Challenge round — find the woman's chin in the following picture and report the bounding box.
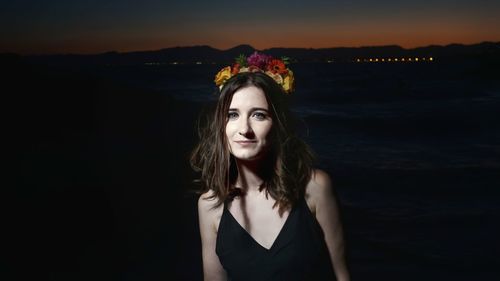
[233,154,258,161]
[232,151,263,162]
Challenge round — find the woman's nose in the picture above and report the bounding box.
[238,119,254,137]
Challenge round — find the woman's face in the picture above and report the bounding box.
[225,86,273,161]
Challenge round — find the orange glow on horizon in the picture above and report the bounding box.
[3,28,499,55]
[2,0,500,55]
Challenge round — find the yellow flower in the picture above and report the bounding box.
[265,71,283,85]
[214,66,232,86]
[282,70,294,93]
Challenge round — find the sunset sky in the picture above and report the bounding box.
[1,0,499,54]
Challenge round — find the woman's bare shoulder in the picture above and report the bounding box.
[305,169,335,212]
[306,169,334,195]
[198,190,224,230]
[198,189,222,211]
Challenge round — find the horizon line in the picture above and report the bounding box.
[3,40,499,56]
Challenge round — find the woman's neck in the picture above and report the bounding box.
[234,159,265,193]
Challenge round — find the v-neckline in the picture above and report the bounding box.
[225,202,295,252]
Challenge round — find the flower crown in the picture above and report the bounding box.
[214,51,295,94]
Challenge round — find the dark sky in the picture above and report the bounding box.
[1,0,499,54]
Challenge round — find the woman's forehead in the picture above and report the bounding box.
[229,86,268,109]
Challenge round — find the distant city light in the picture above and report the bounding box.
[353,57,434,63]
[160,56,436,65]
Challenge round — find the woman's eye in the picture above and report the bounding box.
[227,112,238,119]
[253,112,266,120]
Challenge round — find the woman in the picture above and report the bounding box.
[191,52,350,281]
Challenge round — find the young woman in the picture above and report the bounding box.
[191,53,350,281]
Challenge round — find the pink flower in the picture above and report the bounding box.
[247,51,271,69]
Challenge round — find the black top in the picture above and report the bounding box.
[216,197,336,281]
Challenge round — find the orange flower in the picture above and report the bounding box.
[267,59,288,75]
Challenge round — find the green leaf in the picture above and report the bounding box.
[235,54,247,67]
[281,56,291,65]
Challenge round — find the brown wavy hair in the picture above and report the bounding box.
[190,71,315,215]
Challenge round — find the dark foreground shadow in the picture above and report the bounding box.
[6,55,203,280]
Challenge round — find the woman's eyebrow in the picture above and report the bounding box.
[228,107,269,112]
[250,107,269,112]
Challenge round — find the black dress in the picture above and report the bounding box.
[216,197,336,281]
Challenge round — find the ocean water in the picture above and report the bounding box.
[88,61,500,279]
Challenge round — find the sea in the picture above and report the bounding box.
[16,58,499,280]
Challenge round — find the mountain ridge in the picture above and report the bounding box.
[17,41,500,65]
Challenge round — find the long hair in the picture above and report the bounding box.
[190,72,315,215]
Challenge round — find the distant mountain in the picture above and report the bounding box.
[22,41,500,66]
[224,44,256,56]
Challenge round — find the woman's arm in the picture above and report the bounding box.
[198,192,227,281]
[308,169,350,281]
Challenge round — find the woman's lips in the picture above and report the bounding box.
[235,140,256,146]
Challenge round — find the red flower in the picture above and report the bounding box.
[232,63,240,75]
[267,59,288,75]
